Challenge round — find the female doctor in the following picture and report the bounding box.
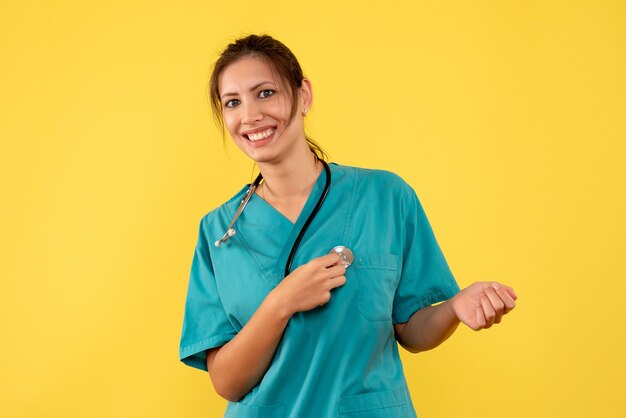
[179,34,517,418]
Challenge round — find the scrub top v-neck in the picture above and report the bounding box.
[243,164,329,279]
[179,163,460,418]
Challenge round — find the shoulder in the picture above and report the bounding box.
[197,184,250,235]
[331,163,420,221]
[331,163,414,195]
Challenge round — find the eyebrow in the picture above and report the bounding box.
[221,81,276,99]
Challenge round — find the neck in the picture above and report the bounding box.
[257,148,322,200]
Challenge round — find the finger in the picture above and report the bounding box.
[506,286,518,301]
[471,305,486,331]
[496,283,518,300]
[315,252,342,268]
[480,295,496,328]
[324,263,346,278]
[322,291,331,304]
[493,284,516,314]
[328,275,347,289]
[484,286,504,324]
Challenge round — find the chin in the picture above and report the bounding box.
[249,152,282,165]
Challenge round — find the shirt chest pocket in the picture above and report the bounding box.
[224,402,285,418]
[353,254,401,322]
[339,388,408,417]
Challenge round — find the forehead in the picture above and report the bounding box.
[219,56,281,94]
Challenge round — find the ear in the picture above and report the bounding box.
[299,78,313,113]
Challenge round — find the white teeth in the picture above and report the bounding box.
[247,128,275,141]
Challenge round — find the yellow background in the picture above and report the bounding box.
[1,1,624,417]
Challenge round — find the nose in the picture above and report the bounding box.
[241,100,262,125]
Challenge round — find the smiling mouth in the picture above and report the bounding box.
[245,128,276,142]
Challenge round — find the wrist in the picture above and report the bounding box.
[266,288,293,321]
[443,297,461,325]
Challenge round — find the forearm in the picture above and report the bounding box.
[208,289,291,402]
[396,299,460,353]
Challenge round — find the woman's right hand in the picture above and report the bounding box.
[206,253,345,402]
[272,253,347,316]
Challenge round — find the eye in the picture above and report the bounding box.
[224,99,240,108]
[258,89,275,99]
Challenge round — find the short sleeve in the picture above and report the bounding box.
[179,215,238,371]
[392,186,460,324]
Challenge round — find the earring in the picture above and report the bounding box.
[302,109,308,117]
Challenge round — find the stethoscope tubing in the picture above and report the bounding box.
[284,159,331,276]
[215,158,332,279]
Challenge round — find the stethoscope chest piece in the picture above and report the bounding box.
[329,246,354,268]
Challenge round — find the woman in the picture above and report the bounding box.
[179,34,517,418]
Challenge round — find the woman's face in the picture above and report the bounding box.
[219,56,310,165]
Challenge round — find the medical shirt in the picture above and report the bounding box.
[179,163,460,418]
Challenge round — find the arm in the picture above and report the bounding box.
[394,299,459,353]
[206,254,346,402]
[394,281,517,353]
[206,291,290,402]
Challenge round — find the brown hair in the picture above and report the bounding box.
[209,34,328,161]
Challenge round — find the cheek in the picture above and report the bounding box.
[279,96,294,118]
[270,101,293,125]
[222,112,239,137]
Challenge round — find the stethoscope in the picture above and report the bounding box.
[214,158,354,277]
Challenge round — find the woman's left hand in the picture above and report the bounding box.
[450,282,517,331]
